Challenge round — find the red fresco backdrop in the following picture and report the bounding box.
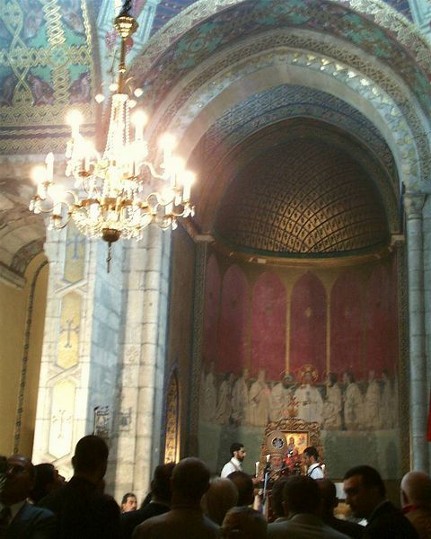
[251,272,286,380]
[202,252,398,383]
[289,272,326,380]
[330,270,364,376]
[217,264,250,373]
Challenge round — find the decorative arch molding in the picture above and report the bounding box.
[129,2,431,201]
[132,0,430,77]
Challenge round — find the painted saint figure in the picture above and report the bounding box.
[364,370,381,430]
[231,368,250,426]
[215,372,234,425]
[248,369,270,426]
[322,372,342,430]
[269,373,295,422]
[343,371,363,430]
[294,368,323,424]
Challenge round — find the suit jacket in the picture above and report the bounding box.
[121,502,169,539]
[324,515,365,539]
[38,476,121,539]
[268,512,350,538]
[364,500,419,539]
[4,501,56,539]
[132,506,220,539]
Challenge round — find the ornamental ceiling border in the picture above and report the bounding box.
[151,34,429,188]
[132,0,430,76]
[188,85,396,181]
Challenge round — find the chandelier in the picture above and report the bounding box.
[29,1,195,271]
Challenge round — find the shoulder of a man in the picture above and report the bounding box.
[17,501,56,524]
[220,460,234,477]
[268,519,290,538]
[366,501,419,538]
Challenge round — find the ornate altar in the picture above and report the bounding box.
[258,417,321,475]
[256,417,322,521]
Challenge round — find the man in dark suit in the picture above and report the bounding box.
[343,465,419,539]
[121,462,175,539]
[0,454,56,538]
[39,435,120,538]
[267,475,349,538]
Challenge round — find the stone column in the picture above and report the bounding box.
[404,192,428,471]
[112,226,171,502]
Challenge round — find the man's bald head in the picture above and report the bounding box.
[401,471,431,508]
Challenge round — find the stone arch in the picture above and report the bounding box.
[129,0,431,213]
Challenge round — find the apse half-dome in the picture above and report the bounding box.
[214,138,390,257]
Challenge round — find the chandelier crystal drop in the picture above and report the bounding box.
[29,1,195,271]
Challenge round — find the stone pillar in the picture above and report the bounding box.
[404,192,428,471]
[32,223,125,482]
[112,226,171,502]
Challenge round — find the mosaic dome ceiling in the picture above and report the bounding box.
[214,129,390,258]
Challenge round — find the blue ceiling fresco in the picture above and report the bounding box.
[150,0,413,30]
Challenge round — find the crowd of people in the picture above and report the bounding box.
[0,436,430,538]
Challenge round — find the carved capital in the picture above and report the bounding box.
[404,192,425,219]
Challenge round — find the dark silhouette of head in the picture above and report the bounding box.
[222,506,267,538]
[72,435,109,483]
[151,462,176,504]
[227,471,254,506]
[283,475,321,516]
[30,462,65,503]
[316,478,338,517]
[201,476,238,525]
[171,457,211,505]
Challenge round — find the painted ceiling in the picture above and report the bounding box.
[0,0,429,270]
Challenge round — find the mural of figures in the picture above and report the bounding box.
[364,370,381,430]
[322,372,342,430]
[343,371,363,430]
[294,365,323,424]
[248,368,270,426]
[231,367,249,426]
[215,372,234,425]
[199,254,401,479]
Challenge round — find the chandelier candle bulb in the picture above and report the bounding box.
[45,152,54,182]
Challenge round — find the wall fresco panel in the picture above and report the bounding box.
[251,271,286,380]
[218,265,249,373]
[289,272,326,380]
[330,271,364,377]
